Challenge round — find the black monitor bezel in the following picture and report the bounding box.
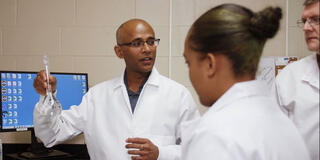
[0,70,89,132]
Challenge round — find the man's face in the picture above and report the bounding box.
[117,22,157,74]
[302,2,320,53]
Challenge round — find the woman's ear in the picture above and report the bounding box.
[205,53,216,78]
[114,45,124,59]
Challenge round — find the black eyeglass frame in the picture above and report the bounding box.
[297,17,320,28]
[117,38,160,47]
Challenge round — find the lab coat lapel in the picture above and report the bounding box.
[131,68,160,114]
[113,70,134,116]
[114,68,161,116]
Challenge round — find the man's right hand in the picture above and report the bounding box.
[33,70,57,96]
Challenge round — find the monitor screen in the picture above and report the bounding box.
[0,71,88,132]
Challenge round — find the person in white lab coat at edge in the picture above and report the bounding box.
[181,4,311,160]
[273,0,320,160]
[32,19,200,160]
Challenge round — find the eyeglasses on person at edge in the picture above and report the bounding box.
[297,17,320,28]
[117,38,160,48]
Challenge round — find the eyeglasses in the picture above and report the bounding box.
[117,38,160,48]
[297,17,320,28]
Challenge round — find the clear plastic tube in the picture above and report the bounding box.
[43,55,54,106]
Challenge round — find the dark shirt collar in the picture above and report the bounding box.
[124,71,149,95]
[112,67,160,91]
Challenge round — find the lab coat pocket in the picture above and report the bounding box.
[149,135,176,147]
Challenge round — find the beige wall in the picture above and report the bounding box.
[0,0,312,144]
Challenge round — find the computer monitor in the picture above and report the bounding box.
[0,71,88,158]
[1,71,88,132]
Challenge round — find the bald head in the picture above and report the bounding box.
[116,19,155,44]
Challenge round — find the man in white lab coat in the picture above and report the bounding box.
[274,0,319,159]
[33,19,199,160]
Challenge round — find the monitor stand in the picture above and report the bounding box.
[18,129,71,159]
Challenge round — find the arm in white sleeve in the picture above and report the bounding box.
[33,91,88,147]
[271,80,289,116]
[157,90,200,160]
[272,76,294,118]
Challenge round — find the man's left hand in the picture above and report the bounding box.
[125,137,159,160]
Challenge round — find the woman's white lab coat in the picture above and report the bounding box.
[34,68,200,160]
[182,80,310,160]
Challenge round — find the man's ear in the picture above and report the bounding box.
[205,53,216,78]
[114,45,124,59]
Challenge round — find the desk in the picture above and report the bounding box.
[6,153,73,160]
[3,144,90,160]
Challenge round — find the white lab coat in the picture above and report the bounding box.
[34,68,200,160]
[182,80,310,160]
[274,54,319,160]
